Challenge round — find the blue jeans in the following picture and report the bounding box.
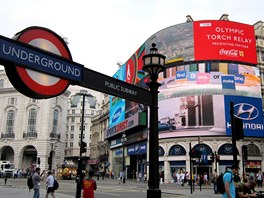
[213,181,217,193]
[33,189,40,198]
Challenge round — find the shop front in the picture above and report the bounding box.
[127,141,147,180]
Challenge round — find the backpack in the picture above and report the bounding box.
[217,172,232,194]
[53,179,59,190]
[27,176,33,190]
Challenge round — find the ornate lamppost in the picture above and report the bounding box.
[142,43,165,198]
[121,133,127,183]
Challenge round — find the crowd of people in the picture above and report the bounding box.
[169,166,263,198]
[217,164,263,198]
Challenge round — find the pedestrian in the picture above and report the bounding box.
[212,169,218,194]
[256,170,263,188]
[118,171,124,184]
[236,180,257,198]
[82,170,97,198]
[4,175,7,185]
[45,171,55,198]
[222,164,240,198]
[111,171,115,179]
[32,168,45,198]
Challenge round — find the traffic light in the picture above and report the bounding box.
[242,145,248,161]
[190,148,201,158]
[210,152,215,162]
[216,155,220,162]
[81,141,87,154]
[234,117,244,140]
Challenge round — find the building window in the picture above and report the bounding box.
[0,79,4,88]
[27,108,37,133]
[79,126,85,131]
[31,98,37,103]
[261,51,264,62]
[79,133,85,139]
[71,126,74,131]
[70,134,74,139]
[72,110,75,114]
[80,117,85,123]
[70,142,73,147]
[71,117,75,122]
[6,110,15,134]
[8,97,17,105]
[52,110,59,133]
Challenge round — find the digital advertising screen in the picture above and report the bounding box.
[108,20,263,138]
[193,20,257,65]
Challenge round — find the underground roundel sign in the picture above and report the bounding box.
[5,26,72,99]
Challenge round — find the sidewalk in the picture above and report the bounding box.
[0,184,74,198]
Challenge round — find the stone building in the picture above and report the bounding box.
[0,69,69,172]
[90,93,110,174]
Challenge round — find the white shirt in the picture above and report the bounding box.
[46,174,54,188]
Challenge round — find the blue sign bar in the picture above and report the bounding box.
[0,35,83,82]
[127,141,147,155]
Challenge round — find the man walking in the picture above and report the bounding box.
[32,168,45,198]
[222,164,239,198]
[212,169,218,194]
[45,171,55,198]
[82,171,97,198]
[256,170,263,188]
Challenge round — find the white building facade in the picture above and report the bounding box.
[0,70,69,172]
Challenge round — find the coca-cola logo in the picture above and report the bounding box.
[219,48,239,57]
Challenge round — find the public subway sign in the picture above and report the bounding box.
[0,27,83,98]
[0,27,153,106]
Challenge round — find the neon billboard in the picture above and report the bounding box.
[108,20,263,138]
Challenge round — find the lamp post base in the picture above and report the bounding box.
[147,188,161,198]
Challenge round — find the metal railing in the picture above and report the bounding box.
[1,133,15,139]
[23,131,37,138]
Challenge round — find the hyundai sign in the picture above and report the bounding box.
[224,96,264,137]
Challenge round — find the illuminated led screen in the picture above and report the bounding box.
[108,20,263,138]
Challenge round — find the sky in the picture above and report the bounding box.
[0,0,263,77]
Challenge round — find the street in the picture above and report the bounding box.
[0,177,226,198]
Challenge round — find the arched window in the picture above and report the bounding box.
[247,143,261,156]
[218,143,234,155]
[158,146,165,156]
[6,110,15,134]
[27,108,37,133]
[52,110,59,133]
[169,145,186,156]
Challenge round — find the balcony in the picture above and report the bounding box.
[1,133,15,139]
[23,131,37,138]
[50,132,61,140]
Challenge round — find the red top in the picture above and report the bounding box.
[82,178,97,198]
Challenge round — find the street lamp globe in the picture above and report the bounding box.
[142,43,166,82]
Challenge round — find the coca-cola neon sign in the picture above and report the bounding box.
[194,20,257,65]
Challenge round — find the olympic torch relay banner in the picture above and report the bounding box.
[193,20,257,64]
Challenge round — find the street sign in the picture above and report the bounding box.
[80,68,153,106]
[1,27,83,98]
[0,27,154,106]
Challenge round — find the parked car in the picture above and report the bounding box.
[158,123,176,132]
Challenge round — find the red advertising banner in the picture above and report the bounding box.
[193,20,257,64]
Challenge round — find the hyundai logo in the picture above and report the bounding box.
[234,103,259,120]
